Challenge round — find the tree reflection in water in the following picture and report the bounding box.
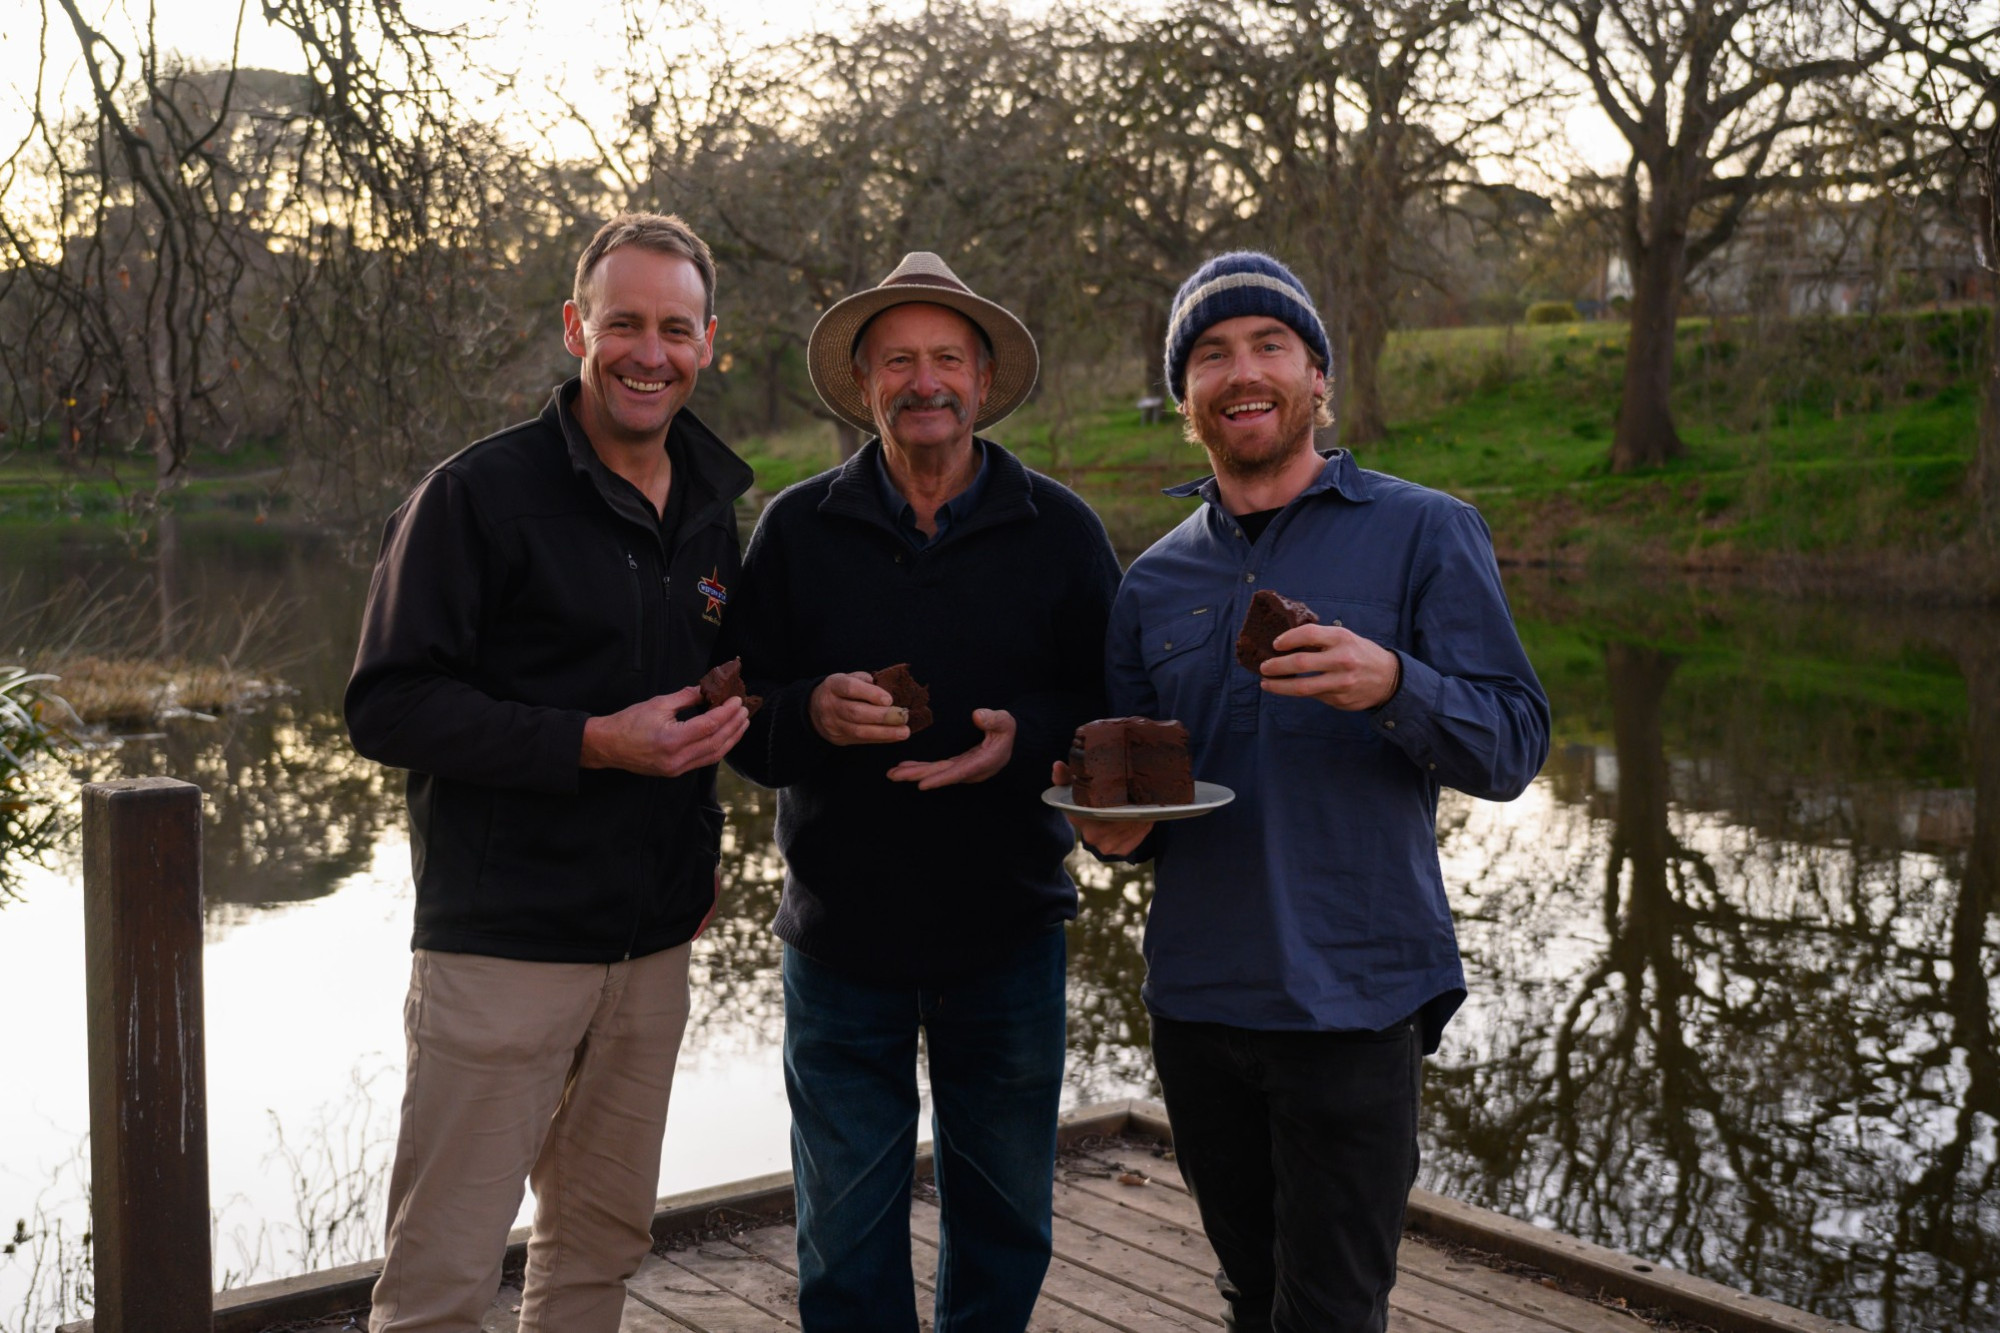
[1429,591,2000,1333]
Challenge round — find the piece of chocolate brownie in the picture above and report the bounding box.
[1066,716,1194,807]
[1235,589,1320,671]
[872,663,933,733]
[1068,719,1131,807]
[699,657,763,718]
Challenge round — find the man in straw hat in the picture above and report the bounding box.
[1062,251,1549,1332]
[722,252,1120,1330]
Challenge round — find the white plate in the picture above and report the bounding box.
[1041,781,1235,822]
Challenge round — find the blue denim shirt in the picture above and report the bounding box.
[875,441,990,550]
[1106,450,1549,1051]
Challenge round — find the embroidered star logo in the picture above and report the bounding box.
[696,566,729,624]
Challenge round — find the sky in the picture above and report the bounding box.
[0,0,1630,201]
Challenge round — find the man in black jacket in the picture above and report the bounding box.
[724,253,1120,1332]
[345,213,752,1333]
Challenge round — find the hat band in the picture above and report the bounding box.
[882,272,972,292]
[1167,271,1325,346]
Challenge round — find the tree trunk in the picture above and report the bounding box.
[1974,140,2000,551]
[835,420,863,460]
[1605,641,1680,935]
[1318,270,1348,454]
[763,344,785,434]
[1952,628,1997,1072]
[1344,295,1390,447]
[1612,242,1689,473]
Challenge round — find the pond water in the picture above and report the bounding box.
[0,518,1994,1333]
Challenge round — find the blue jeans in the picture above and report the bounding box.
[783,927,1067,1333]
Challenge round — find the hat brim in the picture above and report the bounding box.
[807,283,1039,434]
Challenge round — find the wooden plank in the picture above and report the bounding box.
[734,1215,1122,1333]
[1052,1177,1219,1274]
[1043,1210,1226,1325]
[1060,1152,1620,1333]
[650,1241,803,1329]
[726,1222,939,1332]
[618,1294,680,1331]
[82,777,210,1333]
[1398,1241,1653,1333]
[625,1254,796,1333]
[481,1280,522,1332]
[1404,1190,1867,1333]
[909,1196,1214,1332]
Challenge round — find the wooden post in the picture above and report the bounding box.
[83,777,211,1333]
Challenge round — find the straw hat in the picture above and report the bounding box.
[807,252,1039,434]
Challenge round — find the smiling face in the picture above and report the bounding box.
[562,246,715,453]
[1180,315,1326,481]
[852,303,993,457]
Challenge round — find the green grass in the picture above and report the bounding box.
[0,440,289,523]
[888,309,1981,565]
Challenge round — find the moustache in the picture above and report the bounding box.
[889,390,967,423]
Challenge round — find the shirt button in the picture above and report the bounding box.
[1428,762,1437,770]
[1244,571,1256,583]
[1163,641,1173,650]
[1384,720,1396,730]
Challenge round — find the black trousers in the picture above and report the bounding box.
[1149,1012,1423,1333]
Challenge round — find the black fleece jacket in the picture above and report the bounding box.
[346,381,753,962]
[723,439,1120,986]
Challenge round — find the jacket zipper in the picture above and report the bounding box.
[626,550,643,672]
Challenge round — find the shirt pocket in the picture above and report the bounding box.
[1139,603,1222,719]
[1264,596,1404,742]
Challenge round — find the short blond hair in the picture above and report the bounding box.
[573,213,716,323]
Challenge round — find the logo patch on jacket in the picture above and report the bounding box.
[698,567,729,625]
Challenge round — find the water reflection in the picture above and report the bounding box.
[1425,587,1999,1333]
[0,530,1995,1332]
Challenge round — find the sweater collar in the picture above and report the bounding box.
[544,379,754,539]
[821,436,1037,540]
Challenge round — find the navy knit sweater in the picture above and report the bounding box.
[723,439,1120,986]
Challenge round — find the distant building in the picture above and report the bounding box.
[1601,193,1990,318]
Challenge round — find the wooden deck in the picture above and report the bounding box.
[569,1138,1653,1333]
[64,1101,1861,1333]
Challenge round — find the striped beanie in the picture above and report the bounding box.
[1164,252,1332,403]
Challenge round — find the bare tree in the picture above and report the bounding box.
[1499,0,1889,472]
[0,0,554,531]
[1852,0,2000,543]
[1155,0,1522,445]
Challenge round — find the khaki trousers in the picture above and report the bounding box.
[368,945,692,1333]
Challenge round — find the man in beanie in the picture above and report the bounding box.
[1063,251,1549,1332]
[722,253,1119,1331]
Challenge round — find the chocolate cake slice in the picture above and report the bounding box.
[699,657,763,718]
[1236,589,1320,671]
[872,663,933,733]
[1125,718,1195,805]
[1067,717,1194,808]
[1068,719,1131,807]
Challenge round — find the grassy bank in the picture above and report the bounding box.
[0,438,288,523]
[9,310,1986,592]
[736,309,1988,590]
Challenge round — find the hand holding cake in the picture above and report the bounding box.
[1256,624,1402,710]
[808,670,913,746]
[1051,758,1155,856]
